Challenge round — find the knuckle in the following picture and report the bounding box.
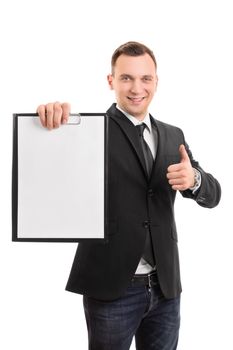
[46,104,54,116]
[46,102,53,109]
[62,102,70,110]
[46,110,53,118]
[37,104,44,113]
[54,102,62,112]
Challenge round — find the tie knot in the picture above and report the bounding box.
[136,123,146,137]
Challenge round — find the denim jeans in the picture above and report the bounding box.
[83,278,180,350]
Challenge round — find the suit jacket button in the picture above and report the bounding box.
[148,189,154,197]
[143,221,149,228]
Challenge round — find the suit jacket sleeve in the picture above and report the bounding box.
[181,142,221,208]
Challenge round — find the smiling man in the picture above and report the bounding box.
[37,41,221,350]
[107,50,158,120]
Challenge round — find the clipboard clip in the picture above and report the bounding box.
[67,114,81,125]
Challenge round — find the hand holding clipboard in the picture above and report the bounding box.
[36,102,71,129]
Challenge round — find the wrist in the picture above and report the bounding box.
[189,168,201,191]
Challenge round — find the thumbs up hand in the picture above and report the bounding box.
[166,144,195,191]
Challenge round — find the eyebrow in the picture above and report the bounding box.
[119,74,154,79]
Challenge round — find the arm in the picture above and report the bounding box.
[181,143,221,208]
[167,143,221,209]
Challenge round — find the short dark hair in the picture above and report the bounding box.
[111,41,157,74]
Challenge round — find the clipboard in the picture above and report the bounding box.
[12,113,109,242]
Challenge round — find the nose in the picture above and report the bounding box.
[130,79,143,94]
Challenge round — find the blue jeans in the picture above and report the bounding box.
[83,278,180,350]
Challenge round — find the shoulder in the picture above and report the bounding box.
[150,115,184,135]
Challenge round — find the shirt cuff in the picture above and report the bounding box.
[189,168,202,193]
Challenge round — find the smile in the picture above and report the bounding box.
[127,97,145,102]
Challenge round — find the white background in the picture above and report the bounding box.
[0,0,232,349]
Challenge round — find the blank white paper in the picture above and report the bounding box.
[17,115,105,239]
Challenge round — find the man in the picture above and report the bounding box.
[37,41,221,350]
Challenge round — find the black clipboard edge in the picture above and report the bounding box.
[12,114,18,241]
[13,113,107,117]
[12,113,109,243]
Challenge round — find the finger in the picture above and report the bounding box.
[53,102,63,128]
[45,103,55,130]
[61,102,71,124]
[171,184,188,191]
[179,144,189,163]
[167,171,181,180]
[168,178,184,186]
[36,104,46,127]
[167,163,183,173]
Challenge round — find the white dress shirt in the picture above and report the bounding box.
[116,105,156,274]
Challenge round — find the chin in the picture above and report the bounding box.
[129,106,145,116]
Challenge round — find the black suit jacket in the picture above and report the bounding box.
[66,104,221,301]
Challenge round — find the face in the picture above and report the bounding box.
[107,53,158,120]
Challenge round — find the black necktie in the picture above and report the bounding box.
[135,123,155,267]
[136,123,154,176]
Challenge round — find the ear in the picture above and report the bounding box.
[107,74,114,90]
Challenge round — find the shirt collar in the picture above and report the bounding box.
[116,104,152,132]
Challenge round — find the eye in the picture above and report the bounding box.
[120,75,131,81]
[143,76,153,82]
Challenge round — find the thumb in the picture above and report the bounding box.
[179,144,190,163]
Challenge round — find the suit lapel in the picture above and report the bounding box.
[106,104,148,178]
[149,115,159,177]
[149,117,168,187]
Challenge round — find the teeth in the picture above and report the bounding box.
[129,97,144,101]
